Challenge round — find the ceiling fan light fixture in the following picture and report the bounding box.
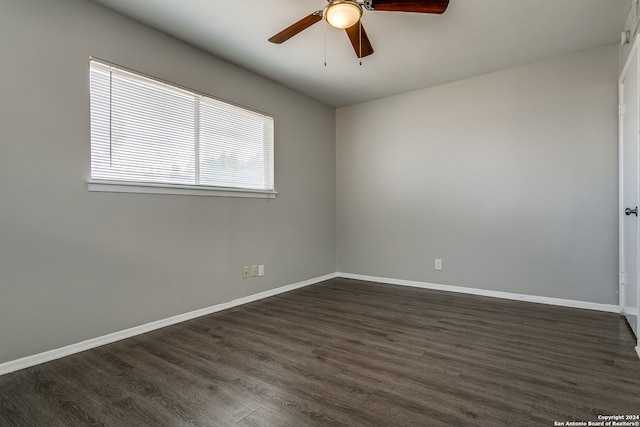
[325,1,362,29]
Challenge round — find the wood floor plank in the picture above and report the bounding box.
[1,278,639,426]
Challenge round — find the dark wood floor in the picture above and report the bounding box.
[1,278,639,426]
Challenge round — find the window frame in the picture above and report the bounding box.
[87,58,277,199]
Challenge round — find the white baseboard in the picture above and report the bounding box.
[0,271,627,376]
[0,273,338,377]
[337,272,621,313]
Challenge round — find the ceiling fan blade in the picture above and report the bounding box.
[368,0,449,14]
[268,12,323,44]
[345,23,374,58]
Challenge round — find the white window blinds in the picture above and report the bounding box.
[89,60,275,192]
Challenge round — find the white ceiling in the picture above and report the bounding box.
[90,0,630,107]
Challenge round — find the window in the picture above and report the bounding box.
[89,59,275,198]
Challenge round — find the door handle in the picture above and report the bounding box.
[625,207,638,216]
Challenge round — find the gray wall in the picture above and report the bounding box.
[337,45,619,304]
[0,0,336,364]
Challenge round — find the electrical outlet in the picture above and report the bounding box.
[435,259,443,271]
[258,265,264,276]
[242,266,249,279]
[251,265,258,277]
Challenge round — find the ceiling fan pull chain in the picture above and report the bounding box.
[324,18,327,66]
[359,20,362,66]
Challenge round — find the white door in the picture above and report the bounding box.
[620,37,640,341]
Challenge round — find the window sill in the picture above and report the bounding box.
[88,180,277,199]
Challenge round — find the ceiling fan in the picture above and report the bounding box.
[268,0,450,59]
